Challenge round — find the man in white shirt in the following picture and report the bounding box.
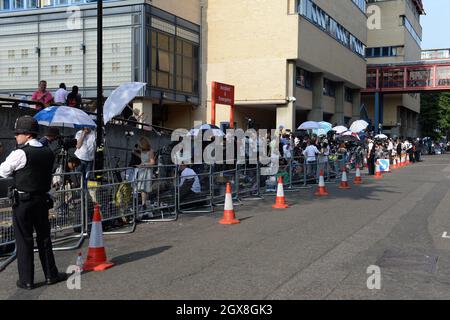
[179,164,201,203]
[303,142,319,177]
[74,127,96,181]
[54,83,68,106]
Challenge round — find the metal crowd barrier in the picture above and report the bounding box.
[0,197,15,272]
[136,164,178,222]
[86,168,137,235]
[289,157,311,190]
[178,164,214,214]
[48,172,85,251]
[236,161,263,200]
[212,164,240,206]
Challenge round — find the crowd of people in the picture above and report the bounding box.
[31,81,82,110]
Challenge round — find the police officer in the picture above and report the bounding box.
[0,116,67,290]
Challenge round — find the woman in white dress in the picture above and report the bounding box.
[136,137,155,210]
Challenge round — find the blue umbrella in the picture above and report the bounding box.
[34,106,97,129]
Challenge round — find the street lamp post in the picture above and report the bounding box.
[95,0,104,171]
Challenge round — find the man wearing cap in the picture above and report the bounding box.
[39,126,60,147]
[0,116,67,290]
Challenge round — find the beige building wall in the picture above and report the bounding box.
[205,0,367,130]
[344,102,353,118]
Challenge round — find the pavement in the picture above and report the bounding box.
[1,154,450,300]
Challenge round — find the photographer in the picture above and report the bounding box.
[74,127,96,182]
[39,127,60,147]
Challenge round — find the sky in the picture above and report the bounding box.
[421,0,450,50]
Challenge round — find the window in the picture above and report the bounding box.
[296,67,312,89]
[65,64,72,74]
[112,43,120,54]
[21,49,28,58]
[51,65,58,75]
[345,87,353,103]
[8,50,14,59]
[51,47,58,56]
[112,62,120,73]
[65,46,72,56]
[8,67,15,76]
[21,67,28,76]
[366,46,403,58]
[352,0,366,12]
[150,29,199,93]
[402,15,421,46]
[1,0,11,10]
[323,78,336,97]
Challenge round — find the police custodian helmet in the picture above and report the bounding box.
[14,116,40,135]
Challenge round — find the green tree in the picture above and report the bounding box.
[419,92,450,139]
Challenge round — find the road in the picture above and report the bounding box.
[1,154,450,300]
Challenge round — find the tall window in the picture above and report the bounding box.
[150,29,199,94]
[323,78,336,97]
[296,67,312,89]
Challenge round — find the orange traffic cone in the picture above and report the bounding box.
[373,161,383,179]
[315,170,329,196]
[83,204,114,271]
[353,165,363,184]
[392,158,397,170]
[273,176,289,209]
[219,182,240,225]
[406,154,410,165]
[339,168,351,189]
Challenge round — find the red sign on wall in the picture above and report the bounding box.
[211,81,235,128]
[213,82,235,105]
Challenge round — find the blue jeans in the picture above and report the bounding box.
[76,160,93,186]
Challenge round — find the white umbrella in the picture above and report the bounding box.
[103,82,146,124]
[350,120,369,133]
[333,126,348,134]
[34,106,96,128]
[375,134,388,139]
[298,121,321,130]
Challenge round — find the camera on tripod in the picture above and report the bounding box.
[58,136,77,151]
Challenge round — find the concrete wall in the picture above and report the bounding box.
[295,87,313,111]
[297,19,367,88]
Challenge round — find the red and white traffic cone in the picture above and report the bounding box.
[315,170,329,196]
[353,165,363,185]
[83,204,114,271]
[373,161,383,179]
[392,158,397,170]
[339,168,351,189]
[273,176,289,209]
[219,182,240,225]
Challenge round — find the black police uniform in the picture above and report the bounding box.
[8,116,66,289]
[13,144,59,286]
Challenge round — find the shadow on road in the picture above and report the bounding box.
[110,246,172,266]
